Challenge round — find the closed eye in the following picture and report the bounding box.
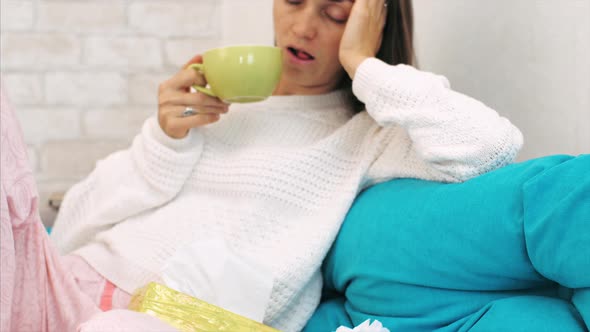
[325,4,350,23]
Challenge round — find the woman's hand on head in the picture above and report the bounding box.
[339,0,387,80]
[157,55,230,139]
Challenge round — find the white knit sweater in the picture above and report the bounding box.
[50,58,523,331]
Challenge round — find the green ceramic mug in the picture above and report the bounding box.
[188,45,283,103]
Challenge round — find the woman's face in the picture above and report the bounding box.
[273,0,353,95]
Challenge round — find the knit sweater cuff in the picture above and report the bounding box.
[352,57,384,104]
[149,116,200,152]
[132,117,203,193]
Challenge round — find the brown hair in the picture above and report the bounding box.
[345,0,416,112]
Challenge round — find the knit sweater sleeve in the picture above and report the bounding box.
[353,58,523,183]
[50,116,203,254]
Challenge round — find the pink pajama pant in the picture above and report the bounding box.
[1,85,178,331]
[61,255,132,312]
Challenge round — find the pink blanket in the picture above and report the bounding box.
[1,85,178,332]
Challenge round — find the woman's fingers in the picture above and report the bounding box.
[161,67,207,91]
[171,113,221,127]
[160,113,221,139]
[159,89,229,110]
[164,104,229,118]
[157,54,231,138]
[158,90,229,138]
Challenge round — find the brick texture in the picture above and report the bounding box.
[2,73,44,105]
[37,2,126,32]
[1,34,81,70]
[84,37,162,68]
[128,1,220,37]
[83,107,154,140]
[46,72,127,106]
[40,140,129,178]
[0,1,34,31]
[15,107,81,144]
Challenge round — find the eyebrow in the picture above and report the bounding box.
[320,0,353,6]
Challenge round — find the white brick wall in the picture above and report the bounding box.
[1,33,82,69]
[37,2,127,32]
[15,107,81,144]
[46,72,128,105]
[128,2,220,37]
[84,37,163,68]
[40,141,130,179]
[0,1,34,31]
[2,73,43,104]
[0,0,272,225]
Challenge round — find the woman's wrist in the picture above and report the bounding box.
[149,116,198,152]
[342,55,371,80]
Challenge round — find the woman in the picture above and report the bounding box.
[2,0,522,331]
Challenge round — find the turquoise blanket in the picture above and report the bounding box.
[305,155,589,332]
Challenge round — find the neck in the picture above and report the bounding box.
[273,74,345,96]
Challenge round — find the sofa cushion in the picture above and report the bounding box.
[304,154,589,332]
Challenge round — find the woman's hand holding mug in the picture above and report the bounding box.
[158,55,229,139]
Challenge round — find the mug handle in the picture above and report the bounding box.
[188,63,216,97]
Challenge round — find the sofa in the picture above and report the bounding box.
[7,69,585,330]
[44,154,589,331]
[303,154,589,332]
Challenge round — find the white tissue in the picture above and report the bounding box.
[335,319,391,332]
[161,237,273,323]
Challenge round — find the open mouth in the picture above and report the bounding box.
[287,47,315,61]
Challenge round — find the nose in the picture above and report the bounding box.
[291,8,318,40]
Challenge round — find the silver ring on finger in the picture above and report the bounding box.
[182,107,198,117]
[384,0,388,7]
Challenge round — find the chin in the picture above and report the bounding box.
[291,74,324,87]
